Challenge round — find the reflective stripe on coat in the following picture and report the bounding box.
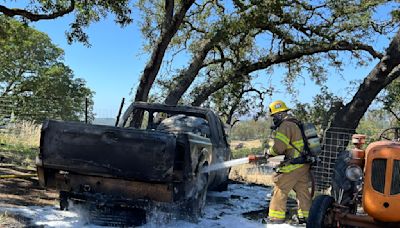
[270,118,304,173]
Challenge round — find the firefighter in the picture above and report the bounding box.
[265,100,311,224]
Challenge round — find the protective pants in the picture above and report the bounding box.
[268,164,311,220]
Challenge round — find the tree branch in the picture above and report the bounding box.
[163,29,225,105]
[164,0,174,29]
[226,86,265,125]
[387,107,400,122]
[201,57,235,68]
[0,1,75,21]
[188,0,213,18]
[191,39,383,106]
[183,19,207,34]
[134,0,195,102]
[232,0,249,11]
[231,119,240,128]
[1,80,16,97]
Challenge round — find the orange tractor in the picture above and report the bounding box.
[308,127,400,227]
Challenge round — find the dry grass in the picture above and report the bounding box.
[229,164,274,186]
[0,121,41,167]
[0,121,41,149]
[230,139,262,149]
[0,211,7,223]
[228,156,285,186]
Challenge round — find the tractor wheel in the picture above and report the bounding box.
[307,195,335,228]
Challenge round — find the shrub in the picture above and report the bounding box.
[232,147,263,159]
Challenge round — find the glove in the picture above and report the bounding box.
[263,148,269,157]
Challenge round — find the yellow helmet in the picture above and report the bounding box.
[269,100,290,115]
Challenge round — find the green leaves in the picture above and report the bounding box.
[378,77,400,123]
[292,86,343,132]
[0,16,94,122]
[1,0,133,45]
[159,0,398,110]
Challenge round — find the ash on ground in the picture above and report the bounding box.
[1,183,304,228]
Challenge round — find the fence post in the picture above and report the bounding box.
[85,98,88,124]
[115,98,125,127]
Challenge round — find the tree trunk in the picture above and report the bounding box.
[163,40,214,105]
[134,1,194,102]
[331,31,400,129]
[163,31,224,105]
[314,30,400,191]
[191,74,240,106]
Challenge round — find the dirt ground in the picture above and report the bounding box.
[0,153,58,227]
[0,150,277,227]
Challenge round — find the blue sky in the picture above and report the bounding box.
[28,4,393,118]
[32,14,148,118]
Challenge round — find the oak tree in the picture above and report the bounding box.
[0,16,94,122]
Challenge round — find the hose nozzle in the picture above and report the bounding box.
[248,154,268,164]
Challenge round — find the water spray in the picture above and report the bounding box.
[201,154,269,173]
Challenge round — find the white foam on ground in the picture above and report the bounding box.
[0,184,303,228]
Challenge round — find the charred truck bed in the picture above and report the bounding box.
[36,102,231,225]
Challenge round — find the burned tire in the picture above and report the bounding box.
[59,191,69,211]
[213,181,229,192]
[307,195,335,228]
[186,162,209,220]
[196,171,209,213]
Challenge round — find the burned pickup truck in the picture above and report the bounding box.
[36,102,231,225]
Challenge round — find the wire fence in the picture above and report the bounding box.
[1,96,125,120]
[0,96,93,122]
[313,127,358,193]
[0,96,119,149]
[0,98,13,122]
